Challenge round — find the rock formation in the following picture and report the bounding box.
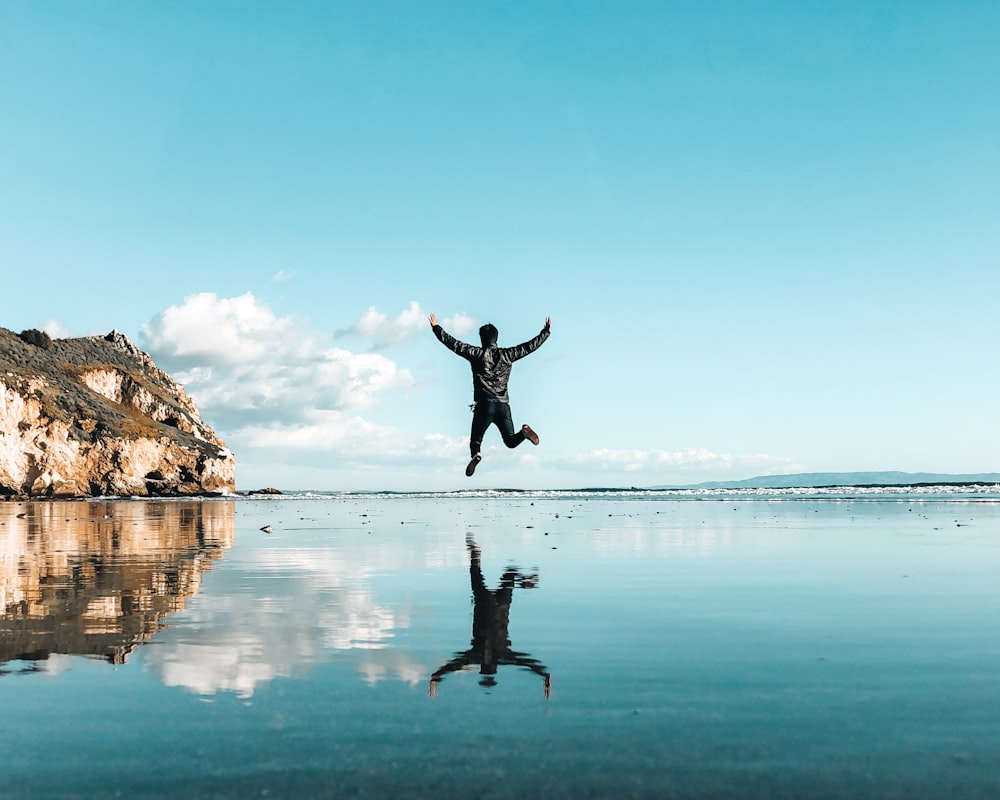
[0,327,235,497]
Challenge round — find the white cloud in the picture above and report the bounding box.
[140,292,414,436]
[441,311,477,334]
[338,301,477,350]
[41,319,71,339]
[566,448,798,475]
[273,270,295,282]
[342,300,428,350]
[234,411,466,466]
[141,291,314,367]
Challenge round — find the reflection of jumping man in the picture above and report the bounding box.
[429,313,551,477]
[429,537,551,698]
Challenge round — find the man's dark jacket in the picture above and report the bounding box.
[432,322,550,403]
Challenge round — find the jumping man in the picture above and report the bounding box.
[429,313,551,476]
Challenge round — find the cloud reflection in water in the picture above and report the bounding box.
[145,543,426,697]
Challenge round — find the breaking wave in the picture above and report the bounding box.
[242,483,1000,502]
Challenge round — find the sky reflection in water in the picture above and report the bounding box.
[2,495,1000,798]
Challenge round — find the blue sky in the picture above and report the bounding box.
[2,1,998,491]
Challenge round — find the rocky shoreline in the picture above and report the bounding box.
[1,327,235,498]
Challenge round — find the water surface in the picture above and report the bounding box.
[2,493,1000,798]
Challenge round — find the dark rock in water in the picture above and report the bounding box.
[248,487,283,495]
[0,326,234,498]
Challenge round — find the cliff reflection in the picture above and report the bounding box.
[430,535,550,697]
[0,500,233,668]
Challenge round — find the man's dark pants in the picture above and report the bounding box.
[470,400,525,456]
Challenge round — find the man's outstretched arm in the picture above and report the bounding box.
[429,312,479,359]
[506,317,552,361]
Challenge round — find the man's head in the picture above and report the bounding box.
[479,323,498,347]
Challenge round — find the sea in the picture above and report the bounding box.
[3,485,1000,798]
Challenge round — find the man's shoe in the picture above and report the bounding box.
[522,424,539,445]
[465,453,482,477]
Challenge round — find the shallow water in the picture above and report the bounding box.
[2,495,1000,799]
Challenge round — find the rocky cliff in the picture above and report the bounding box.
[0,327,234,497]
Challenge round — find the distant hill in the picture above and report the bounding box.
[655,472,1000,490]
